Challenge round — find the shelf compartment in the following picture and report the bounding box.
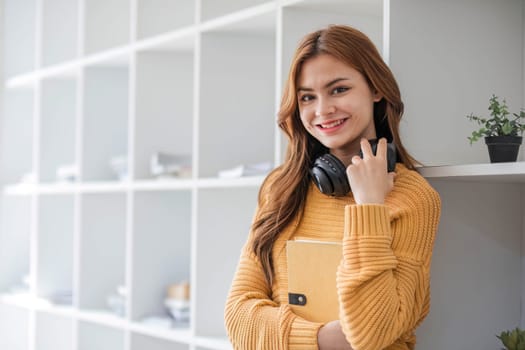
[131,191,191,324]
[84,0,130,55]
[194,188,258,338]
[82,63,130,181]
[41,0,78,67]
[36,194,74,305]
[78,320,125,350]
[389,0,523,168]
[200,0,271,22]
[0,197,31,294]
[1,89,34,183]
[131,332,189,350]
[39,77,78,183]
[198,20,276,178]
[0,301,30,350]
[78,193,126,318]
[3,0,36,78]
[137,0,195,40]
[35,312,74,350]
[134,49,194,180]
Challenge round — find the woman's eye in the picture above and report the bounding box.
[299,94,315,102]
[332,86,349,95]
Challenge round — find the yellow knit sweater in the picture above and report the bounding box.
[225,164,441,350]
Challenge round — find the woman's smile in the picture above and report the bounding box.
[316,118,348,132]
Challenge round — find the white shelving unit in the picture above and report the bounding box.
[420,162,525,183]
[0,0,524,350]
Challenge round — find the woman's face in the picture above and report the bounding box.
[297,54,381,158]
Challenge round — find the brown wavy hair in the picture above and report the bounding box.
[251,25,418,286]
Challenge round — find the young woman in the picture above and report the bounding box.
[224,25,441,350]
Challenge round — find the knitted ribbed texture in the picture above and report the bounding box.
[225,164,441,350]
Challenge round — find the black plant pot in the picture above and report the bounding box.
[485,135,523,163]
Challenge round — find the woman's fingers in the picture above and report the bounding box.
[377,138,388,161]
[351,155,362,165]
[346,138,393,204]
[359,137,387,162]
[359,138,373,159]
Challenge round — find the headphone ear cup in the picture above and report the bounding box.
[386,143,397,172]
[310,163,333,195]
[310,154,350,196]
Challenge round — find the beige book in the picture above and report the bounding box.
[286,239,342,323]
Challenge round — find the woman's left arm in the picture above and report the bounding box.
[336,180,441,350]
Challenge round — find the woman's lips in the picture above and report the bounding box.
[316,118,347,132]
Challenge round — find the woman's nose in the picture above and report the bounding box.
[315,97,336,118]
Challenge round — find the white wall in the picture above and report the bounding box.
[390,0,524,166]
[522,187,525,329]
[390,0,525,348]
[417,180,521,349]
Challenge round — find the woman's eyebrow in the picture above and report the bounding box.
[297,77,350,92]
[324,77,350,88]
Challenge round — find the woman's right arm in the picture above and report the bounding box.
[225,240,324,349]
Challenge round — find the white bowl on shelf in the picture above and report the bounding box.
[164,298,190,322]
[106,294,126,317]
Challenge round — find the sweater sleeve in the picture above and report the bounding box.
[336,180,441,350]
[225,241,324,349]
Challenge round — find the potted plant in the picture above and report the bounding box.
[466,94,525,162]
[497,327,525,350]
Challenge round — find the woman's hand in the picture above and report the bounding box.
[346,138,395,205]
[317,320,353,350]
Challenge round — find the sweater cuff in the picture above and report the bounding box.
[289,317,323,349]
[344,204,391,238]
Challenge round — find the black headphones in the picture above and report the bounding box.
[310,140,397,197]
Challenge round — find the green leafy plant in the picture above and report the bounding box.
[466,94,525,144]
[497,327,525,350]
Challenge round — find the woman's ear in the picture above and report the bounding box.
[373,90,383,102]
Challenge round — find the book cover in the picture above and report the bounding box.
[286,239,342,323]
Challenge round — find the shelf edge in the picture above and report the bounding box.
[418,162,525,179]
